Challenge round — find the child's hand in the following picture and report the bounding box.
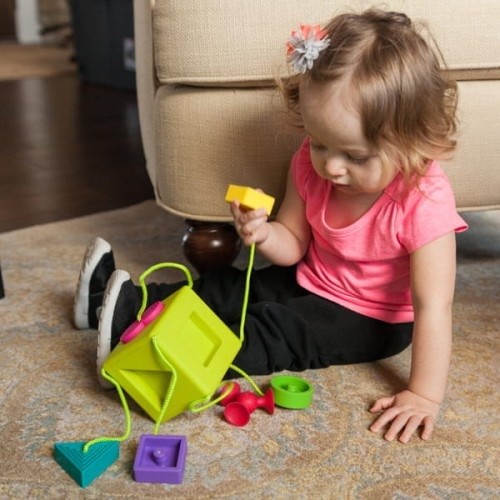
[230,200,270,246]
[369,389,440,443]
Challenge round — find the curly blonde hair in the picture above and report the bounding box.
[280,9,459,183]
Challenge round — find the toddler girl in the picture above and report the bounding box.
[74,9,467,443]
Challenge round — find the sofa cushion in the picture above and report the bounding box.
[442,80,500,212]
[153,0,500,85]
[152,81,500,218]
[153,86,301,219]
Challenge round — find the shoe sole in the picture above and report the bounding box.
[97,269,131,389]
[73,237,112,329]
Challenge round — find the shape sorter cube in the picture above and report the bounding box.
[103,286,242,423]
[133,434,187,484]
[225,185,275,215]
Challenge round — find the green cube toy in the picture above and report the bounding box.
[103,286,242,423]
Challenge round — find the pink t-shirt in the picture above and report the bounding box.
[293,138,468,323]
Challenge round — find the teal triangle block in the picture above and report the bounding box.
[54,441,120,488]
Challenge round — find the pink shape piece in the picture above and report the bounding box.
[141,301,164,325]
[120,301,164,344]
[120,320,143,344]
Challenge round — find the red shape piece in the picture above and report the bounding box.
[224,402,251,427]
[219,382,241,406]
[256,389,275,415]
[235,392,258,413]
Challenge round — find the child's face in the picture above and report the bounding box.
[299,79,396,196]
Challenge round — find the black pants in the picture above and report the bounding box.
[118,265,412,376]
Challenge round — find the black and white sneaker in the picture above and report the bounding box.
[74,237,115,329]
[97,269,140,388]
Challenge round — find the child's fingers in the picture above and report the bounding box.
[369,391,439,443]
[369,404,402,434]
[382,412,411,441]
[233,206,268,241]
[389,413,435,443]
[241,220,269,246]
[420,416,435,441]
[397,415,423,443]
[370,410,436,443]
[245,207,268,219]
[233,206,266,227]
[369,395,395,413]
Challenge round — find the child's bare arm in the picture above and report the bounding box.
[369,231,456,443]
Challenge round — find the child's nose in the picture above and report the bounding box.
[325,155,347,177]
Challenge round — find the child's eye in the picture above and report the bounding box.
[347,155,370,165]
[310,142,326,152]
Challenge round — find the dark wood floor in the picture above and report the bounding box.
[0,74,154,233]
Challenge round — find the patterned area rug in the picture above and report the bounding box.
[0,201,498,498]
[0,42,76,81]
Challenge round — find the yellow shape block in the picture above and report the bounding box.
[225,184,275,215]
[103,286,242,423]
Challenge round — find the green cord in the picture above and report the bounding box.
[82,369,132,453]
[82,338,178,451]
[137,262,193,320]
[136,245,254,340]
[151,336,178,435]
[239,243,256,343]
[229,364,263,396]
[189,382,237,413]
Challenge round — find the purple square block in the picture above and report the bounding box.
[133,434,187,484]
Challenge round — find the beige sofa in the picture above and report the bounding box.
[133,0,500,271]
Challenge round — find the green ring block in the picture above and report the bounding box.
[270,375,314,409]
[53,441,120,488]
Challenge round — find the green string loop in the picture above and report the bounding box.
[189,382,237,413]
[137,262,194,321]
[151,336,178,435]
[82,369,132,453]
[238,243,255,343]
[229,364,263,396]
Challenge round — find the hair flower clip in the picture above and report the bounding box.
[286,24,330,74]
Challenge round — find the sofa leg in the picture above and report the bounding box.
[182,220,241,274]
